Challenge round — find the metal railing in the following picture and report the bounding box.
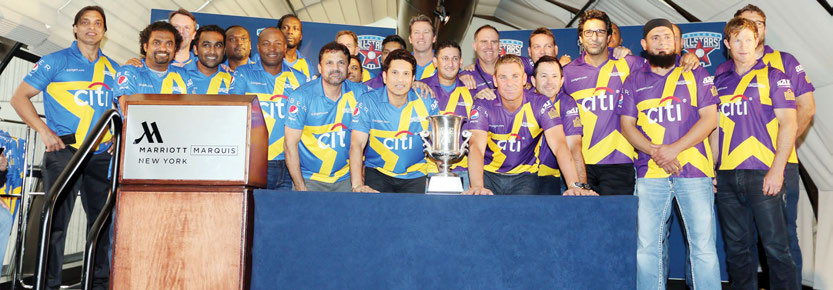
[32,109,122,290]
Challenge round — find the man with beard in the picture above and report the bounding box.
[421,40,474,188]
[409,14,437,80]
[349,49,438,193]
[222,25,256,73]
[285,42,368,192]
[279,14,316,79]
[364,35,406,89]
[617,18,721,289]
[9,6,117,288]
[715,7,816,282]
[530,56,585,195]
[347,55,364,83]
[229,27,309,190]
[560,9,646,195]
[189,25,231,94]
[463,55,593,196]
[116,21,191,99]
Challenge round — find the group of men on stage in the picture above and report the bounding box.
[7,4,814,289]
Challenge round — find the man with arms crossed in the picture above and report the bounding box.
[618,19,721,290]
[285,42,368,192]
[349,49,438,193]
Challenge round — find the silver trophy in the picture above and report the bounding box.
[419,115,472,194]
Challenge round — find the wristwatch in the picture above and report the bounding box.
[570,182,591,190]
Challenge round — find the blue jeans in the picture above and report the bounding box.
[716,169,798,290]
[483,172,538,195]
[636,177,720,290]
[783,163,802,285]
[267,160,293,190]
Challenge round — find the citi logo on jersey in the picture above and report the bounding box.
[318,128,347,149]
[74,82,112,107]
[496,134,522,152]
[582,87,617,112]
[647,96,683,124]
[721,95,749,117]
[261,95,288,118]
[384,131,414,150]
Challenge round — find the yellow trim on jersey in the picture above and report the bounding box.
[635,67,713,178]
[484,103,541,174]
[43,56,118,149]
[367,97,431,177]
[427,86,474,173]
[161,72,187,94]
[571,58,636,164]
[761,50,798,163]
[419,62,436,80]
[206,71,232,94]
[718,67,780,170]
[300,91,358,182]
[361,69,372,82]
[292,58,312,78]
[254,71,302,160]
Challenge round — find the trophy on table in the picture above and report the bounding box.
[419,115,472,194]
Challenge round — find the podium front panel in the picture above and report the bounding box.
[122,104,248,182]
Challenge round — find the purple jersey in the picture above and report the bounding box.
[714,59,796,170]
[562,47,647,165]
[617,61,719,178]
[422,74,475,172]
[538,91,582,177]
[466,90,562,174]
[364,74,384,90]
[458,59,495,96]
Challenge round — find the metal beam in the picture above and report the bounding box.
[0,42,22,76]
[566,0,595,27]
[544,0,579,14]
[473,14,521,30]
[660,0,701,22]
[817,0,833,15]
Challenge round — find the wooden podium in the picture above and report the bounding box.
[112,94,267,289]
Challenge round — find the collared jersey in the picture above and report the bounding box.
[115,60,191,97]
[423,74,475,172]
[562,47,647,165]
[229,62,310,160]
[714,59,796,170]
[221,57,257,74]
[23,41,119,153]
[466,90,562,174]
[364,74,385,90]
[284,50,317,79]
[352,88,439,179]
[187,67,232,95]
[538,91,582,177]
[617,63,718,178]
[458,59,495,95]
[172,51,198,71]
[415,61,436,81]
[286,79,368,183]
[715,45,814,164]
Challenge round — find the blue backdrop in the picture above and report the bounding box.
[150,9,395,77]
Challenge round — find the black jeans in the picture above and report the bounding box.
[483,171,539,195]
[586,163,636,195]
[537,175,566,195]
[365,167,427,193]
[716,169,798,290]
[43,148,111,290]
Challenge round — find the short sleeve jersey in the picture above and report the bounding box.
[187,67,232,95]
[286,79,368,183]
[422,74,475,172]
[466,90,562,174]
[351,88,439,178]
[617,63,719,178]
[458,59,495,95]
[229,62,310,160]
[284,50,317,79]
[562,47,647,165]
[538,91,582,177]
[23,41,120,153]
[415,61,436,81]
[714,59,796,170]
[114,61,192,97]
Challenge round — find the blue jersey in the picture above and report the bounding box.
[415,61,436,80]
[229,62,309,160]
[23,41,119,153]
[284,50,317,79]
[172,51,198,71]
[115,60,191,98]
[188,67,232,95]
[286,79,368,182]
[221,57,257,73]
[351,88,439,179]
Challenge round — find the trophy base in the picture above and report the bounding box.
[425,175,464,195]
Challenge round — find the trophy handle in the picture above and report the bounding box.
[460,130,472,154]
[419,130,433,155]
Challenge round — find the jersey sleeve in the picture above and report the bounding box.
[535,97,563,131]
[616,78,638,118]
[558,91,583,136]
[228,69,248,95]
[351,94,372,134]
[695,68,720,109]
[23,54,62,91]
[781,52,815,96]
[285,89,307,130]
[770,69,796,110]
[114,66,139,98]
[465,99,490,132]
